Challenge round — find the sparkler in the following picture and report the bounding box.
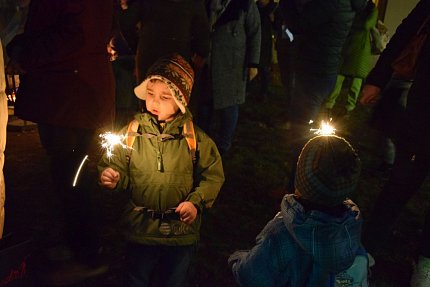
[72,155,88,187]
[99,132,129,160]
[310,120,336,136]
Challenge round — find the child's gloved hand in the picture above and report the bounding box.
[175,201,197,225]
[100,168,120,189]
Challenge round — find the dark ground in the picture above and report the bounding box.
[3,75,430,286]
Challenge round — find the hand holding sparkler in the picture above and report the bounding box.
[100,167,120,189]
[175,202,197,225]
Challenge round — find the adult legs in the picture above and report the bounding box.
[371,78,412,168]
[37,124,100,261]
[216,105,239,155]
[258,65,272,101]
[364,141,430,251]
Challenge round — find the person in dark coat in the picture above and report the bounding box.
[254,0,277,102]
[198,0,261,155]
[273,0,299,129]
[359,1,430,285]
[135,0,210,82]
[111,0,141,128]
[6,0,115,284]
[284,0,366,192]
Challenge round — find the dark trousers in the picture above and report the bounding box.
[196,65,240,155]
[365,140,430,257]
[197,102,239,155]
[38,124,99,261]
[125,243,196,287]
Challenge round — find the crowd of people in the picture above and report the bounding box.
[1,0,430,286]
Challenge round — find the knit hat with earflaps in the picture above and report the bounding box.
[294,135,361,207]
[134,53,195,113]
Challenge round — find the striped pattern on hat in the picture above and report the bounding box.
[295,135,361,207]
[134,53,195,113]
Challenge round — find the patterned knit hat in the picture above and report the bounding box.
[295,135,361,207]
[134,53,195,113]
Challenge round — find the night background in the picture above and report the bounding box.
[1,0,429,286]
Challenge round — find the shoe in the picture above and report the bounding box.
[410,256,430,287]
[42,260,109,286]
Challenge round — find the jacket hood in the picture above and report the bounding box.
[281,194,362,273]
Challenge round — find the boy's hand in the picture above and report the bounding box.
[175,202,197,225]
[248,67,258,81]
[100,168,120,189]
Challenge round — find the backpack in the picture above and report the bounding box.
[125,119,197,164]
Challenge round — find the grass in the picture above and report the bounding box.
[4,75,430,286]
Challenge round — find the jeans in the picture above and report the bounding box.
[216,105,239,155]
[197,102,239,155]
[126,243,196,287]
[287,73,337,191]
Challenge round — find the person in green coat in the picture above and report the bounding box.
[325,1,378,118]
[99,54,224,287]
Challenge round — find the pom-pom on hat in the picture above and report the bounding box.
[134,53,195,113]
[295,135,361,207]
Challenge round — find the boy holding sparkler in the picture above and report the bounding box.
[229,135,370,286]
[98,53,224,287]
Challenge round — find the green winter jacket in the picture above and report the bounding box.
[98,111,224,246]
[339,5,378,78]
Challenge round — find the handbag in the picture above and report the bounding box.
[391,15,430,80]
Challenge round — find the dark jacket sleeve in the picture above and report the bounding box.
[7,0,86,70]
[366,0,430,89]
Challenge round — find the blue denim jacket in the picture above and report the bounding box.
[229,194,363,287]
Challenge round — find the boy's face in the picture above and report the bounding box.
[145,79,180,122]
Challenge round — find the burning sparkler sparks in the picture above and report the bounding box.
[310,120,336,136]
[73,155,88,187]
[99,132,129,160]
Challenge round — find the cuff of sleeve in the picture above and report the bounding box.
[248,63,259,68]
[186,192,204,212]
